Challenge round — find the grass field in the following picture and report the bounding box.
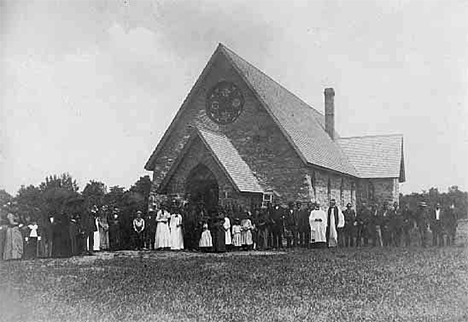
[1,223,468,322]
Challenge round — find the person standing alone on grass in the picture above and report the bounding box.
[133,211,145,251]
[326,199,344,248]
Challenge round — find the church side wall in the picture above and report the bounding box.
[356,178,399,206]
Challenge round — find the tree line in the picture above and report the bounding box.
[0,173,152,246]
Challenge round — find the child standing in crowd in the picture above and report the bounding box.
[231,219,242,250]
[198,221,212,252]
[133,211,145,251]
[25,218,40,259]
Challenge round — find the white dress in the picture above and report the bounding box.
[241,218,253,245]
[169,213,184,250]
[309,209,327,243]
[154,210,171,249]
[223,217,232,245]
[199,223,212,248]
[93,217,101,251]
[232,225,242,247]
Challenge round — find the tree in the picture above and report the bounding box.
[0,189,12,206]
[104,186,126,210]
[128,175,152,212]
[82,180,107,211]
[15,185,42,221]
[39,173,80,218]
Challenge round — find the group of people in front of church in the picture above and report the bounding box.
[0,197,460,261]
[135,198,459,253]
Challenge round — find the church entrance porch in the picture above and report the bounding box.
[185,164,219,213]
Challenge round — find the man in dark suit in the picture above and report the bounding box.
[284,202,296,248]
[145,209,157,250]
[444,204,458,246]
[401,204,414,247]
[81,208,97,254]
[269,203,284,249]
[416,202,429,247]
[297,202,311,248]
[342,203,357,247]
[430,203,444,247]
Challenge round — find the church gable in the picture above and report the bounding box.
[145,45,305,194]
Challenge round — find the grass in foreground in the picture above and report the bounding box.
[1,244,467,322]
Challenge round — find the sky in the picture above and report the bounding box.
[1,0,467,196]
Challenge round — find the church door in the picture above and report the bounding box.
[185,164,219,213]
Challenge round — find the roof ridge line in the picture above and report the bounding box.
[338,133,403,140]
[219,44,324,117]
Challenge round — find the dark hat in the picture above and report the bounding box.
[346,203,352,208]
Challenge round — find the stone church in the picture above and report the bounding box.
[144,44,405,211]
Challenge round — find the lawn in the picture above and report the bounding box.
[1,224,468,322]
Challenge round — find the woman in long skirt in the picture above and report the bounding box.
[93,216,100,251]
[241,214,254,250]
[169,209,184,250]
[231,219,242,250]
[98,213,110,250]
[3,213,24,260]
[154,205,171,250]
[223,215,232,249]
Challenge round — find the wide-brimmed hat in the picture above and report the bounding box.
[418,202,427,207]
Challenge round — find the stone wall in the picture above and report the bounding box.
[356,178,399,206]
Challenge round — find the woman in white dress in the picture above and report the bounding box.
[93,215,100,251]
[241,214,254,250]
[223,216,232,248]
[169,208,184,250]
[231,219,242,250]
[154,205,171,250]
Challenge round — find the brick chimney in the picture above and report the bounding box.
[324,88,335,140]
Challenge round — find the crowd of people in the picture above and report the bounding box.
[0,198,461,261]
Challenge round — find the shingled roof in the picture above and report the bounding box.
[219,44,358,177]
[197,127,264,193]
[337,134,405,181]
[159,126,263,194]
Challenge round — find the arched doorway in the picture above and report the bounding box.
[185,164,219,212]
